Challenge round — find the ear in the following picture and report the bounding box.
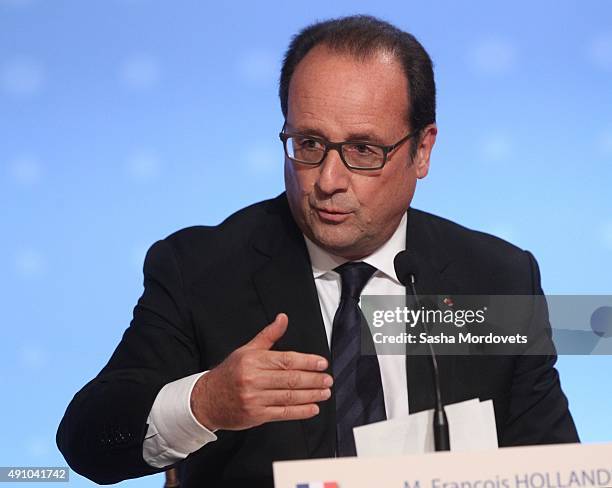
[414,123,437,179]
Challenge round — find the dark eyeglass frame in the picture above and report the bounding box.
[279,126,419,171]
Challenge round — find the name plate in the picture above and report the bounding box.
[273,442,612,488]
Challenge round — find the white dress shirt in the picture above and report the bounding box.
[143,214,409,468]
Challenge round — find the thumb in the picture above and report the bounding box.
[244,313,288,350]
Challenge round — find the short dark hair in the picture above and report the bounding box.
[279,15,436,153]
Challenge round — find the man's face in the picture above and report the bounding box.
[284,45,436,260]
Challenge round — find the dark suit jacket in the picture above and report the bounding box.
[56,193,578,487]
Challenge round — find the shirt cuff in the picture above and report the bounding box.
[143,371,217,468]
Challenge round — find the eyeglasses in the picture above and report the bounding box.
[279,127,418,170]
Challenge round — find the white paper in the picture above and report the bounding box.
[354,398,498,457]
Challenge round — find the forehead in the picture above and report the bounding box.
[286,45,410,134]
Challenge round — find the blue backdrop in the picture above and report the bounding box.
[1,1,611,486]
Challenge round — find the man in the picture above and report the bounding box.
[57,15,578,487]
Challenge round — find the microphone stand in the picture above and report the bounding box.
[407,273,450,451]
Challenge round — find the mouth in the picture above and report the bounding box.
[313,206,353,223]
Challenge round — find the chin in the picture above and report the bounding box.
[310,227,366,257]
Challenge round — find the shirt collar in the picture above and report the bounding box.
[303,212,407,284]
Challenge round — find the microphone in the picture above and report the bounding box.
[394,250,450,452]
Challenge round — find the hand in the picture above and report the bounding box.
[190,313,333,431]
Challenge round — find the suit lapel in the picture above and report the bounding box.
[250,195,335,458]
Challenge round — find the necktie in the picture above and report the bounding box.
[331,261,387,456]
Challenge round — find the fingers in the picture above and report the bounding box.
[260,388,331,406]
[264,404,321,422]
[244,313,288,351]
[254,370,333,390]
[242,316,329,375]
[262,350,328,372]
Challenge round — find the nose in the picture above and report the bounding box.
[315,147,351,196]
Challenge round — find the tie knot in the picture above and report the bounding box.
[335,261,377,300]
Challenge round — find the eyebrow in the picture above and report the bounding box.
[285,124,388,145]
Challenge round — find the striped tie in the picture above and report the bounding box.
[331,262,387,456]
